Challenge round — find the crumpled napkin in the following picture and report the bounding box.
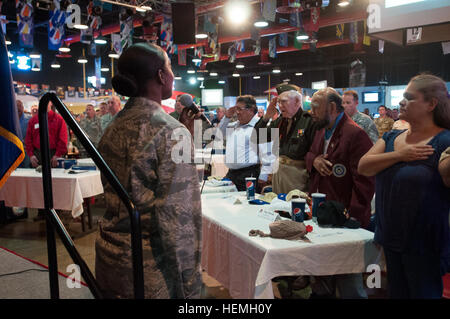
[206,179,234,187]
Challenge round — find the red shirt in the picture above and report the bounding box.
[25,111,68,158]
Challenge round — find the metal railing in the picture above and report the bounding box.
[38,92,144,299]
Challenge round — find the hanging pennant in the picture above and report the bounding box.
[307,7,320,33]
[236,40,245,52]
[120,9,134,50]
[16,0,34,48]
[336,24,344,40]
[228,42,237,63]
[268,35,277,58]
[278,33,288,47]
[48,0,66,51]
[378,40,384,54]
[253,38,261,55]
[111,33,122,55]
[160,16,176,54]
[262,0,277,22]
[178,48,186,66]
[349,22,358,44]
[349,60,366,88]
[0,15,7,35]
[363,20,371,46]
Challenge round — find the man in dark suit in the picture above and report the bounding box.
[305,87,375,299]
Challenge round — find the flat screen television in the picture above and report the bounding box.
[362,91,381,103]
[202,89,223,106]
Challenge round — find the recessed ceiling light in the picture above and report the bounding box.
[197,77,205,81]
[187,69,196,74]
[218,80,226,84]
[195,33,208,39]
[232,73,240,77]
[272,68,281,74]
[253,76,261,79]
[295,72,303,76]
[236,63,245,69]
[210,72,218,76]
[338,1,350,7]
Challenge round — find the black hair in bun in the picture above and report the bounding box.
[113,43,166,98]
[112,73,138,97]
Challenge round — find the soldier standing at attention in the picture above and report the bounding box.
[96,43,202,299]
[254,83,319,194]
[77,104,103,157]
[342,90,378,144]
[374,105,395,138]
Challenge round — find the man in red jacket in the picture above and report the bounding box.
[305,87,375,299]
[25,101,68,168]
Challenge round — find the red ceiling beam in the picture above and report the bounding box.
[201,38,352,66]
[65,8,367,47]
[177,9,367,50]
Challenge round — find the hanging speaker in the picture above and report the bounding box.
[171,2,196,44]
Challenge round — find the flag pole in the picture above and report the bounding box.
[82,48,86,98]
[111,43,114,94]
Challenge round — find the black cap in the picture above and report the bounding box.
[317,201,360,229]
[276,83,301,95]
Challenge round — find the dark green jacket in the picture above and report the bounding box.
[254,108,318,161]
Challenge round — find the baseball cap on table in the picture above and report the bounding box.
[316,200,360,229]
[275,83,301,95]
[249,220,311,241]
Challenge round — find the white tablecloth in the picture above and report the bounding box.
[0,168,104,218]
[201,192,385,299]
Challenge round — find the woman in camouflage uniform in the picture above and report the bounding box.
[95,43,202,298]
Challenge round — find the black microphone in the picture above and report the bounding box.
[179,94,212,126]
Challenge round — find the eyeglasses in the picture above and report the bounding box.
[236,106,251,111]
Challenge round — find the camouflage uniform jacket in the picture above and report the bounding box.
[351,111,378,144]
[100,113,113,131]
[374,116,395,138]
[80,116,103,146]
[96,97,202,299]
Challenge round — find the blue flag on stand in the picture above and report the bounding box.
[0,34,25,188]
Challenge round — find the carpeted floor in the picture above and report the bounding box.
[0,246,94,299]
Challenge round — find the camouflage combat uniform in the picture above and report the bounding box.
[78,116,103,157]
[374,116,395,138]
[351,111,379,144]
[96,97,202,299]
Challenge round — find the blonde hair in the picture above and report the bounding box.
[409,74,450,129]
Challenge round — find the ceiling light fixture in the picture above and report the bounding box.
[59,43,71,53]
[296,31,309,41]
[232,72,240,77]
[225,0,251,26]
[174,74,182,80]
[295,72,303,76]
[209,72,218,76]
[187,69,196,74]
[253,75,261,79]
[218,80,226,84]
[51,59,61,69]
[101,67,110,72]
[108,50,120,59]
[272,67,281,74]
[94,36,107,45]
[100,0,152,11]
[29,51,41,59]
[236,62,245,69]
[192,58,202,63]
[77,55,88,64]
[5,36,11,45]
[338,0,350,7]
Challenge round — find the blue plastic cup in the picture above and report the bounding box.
[311,193,326,223]
[291,198,306,223]
[57,158,65,168]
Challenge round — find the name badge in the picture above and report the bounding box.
[34,123,39,129]
[257,208,281,222]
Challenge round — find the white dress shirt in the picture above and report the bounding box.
[217,114,275,181]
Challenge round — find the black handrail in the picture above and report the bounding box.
[38,93,144,299]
